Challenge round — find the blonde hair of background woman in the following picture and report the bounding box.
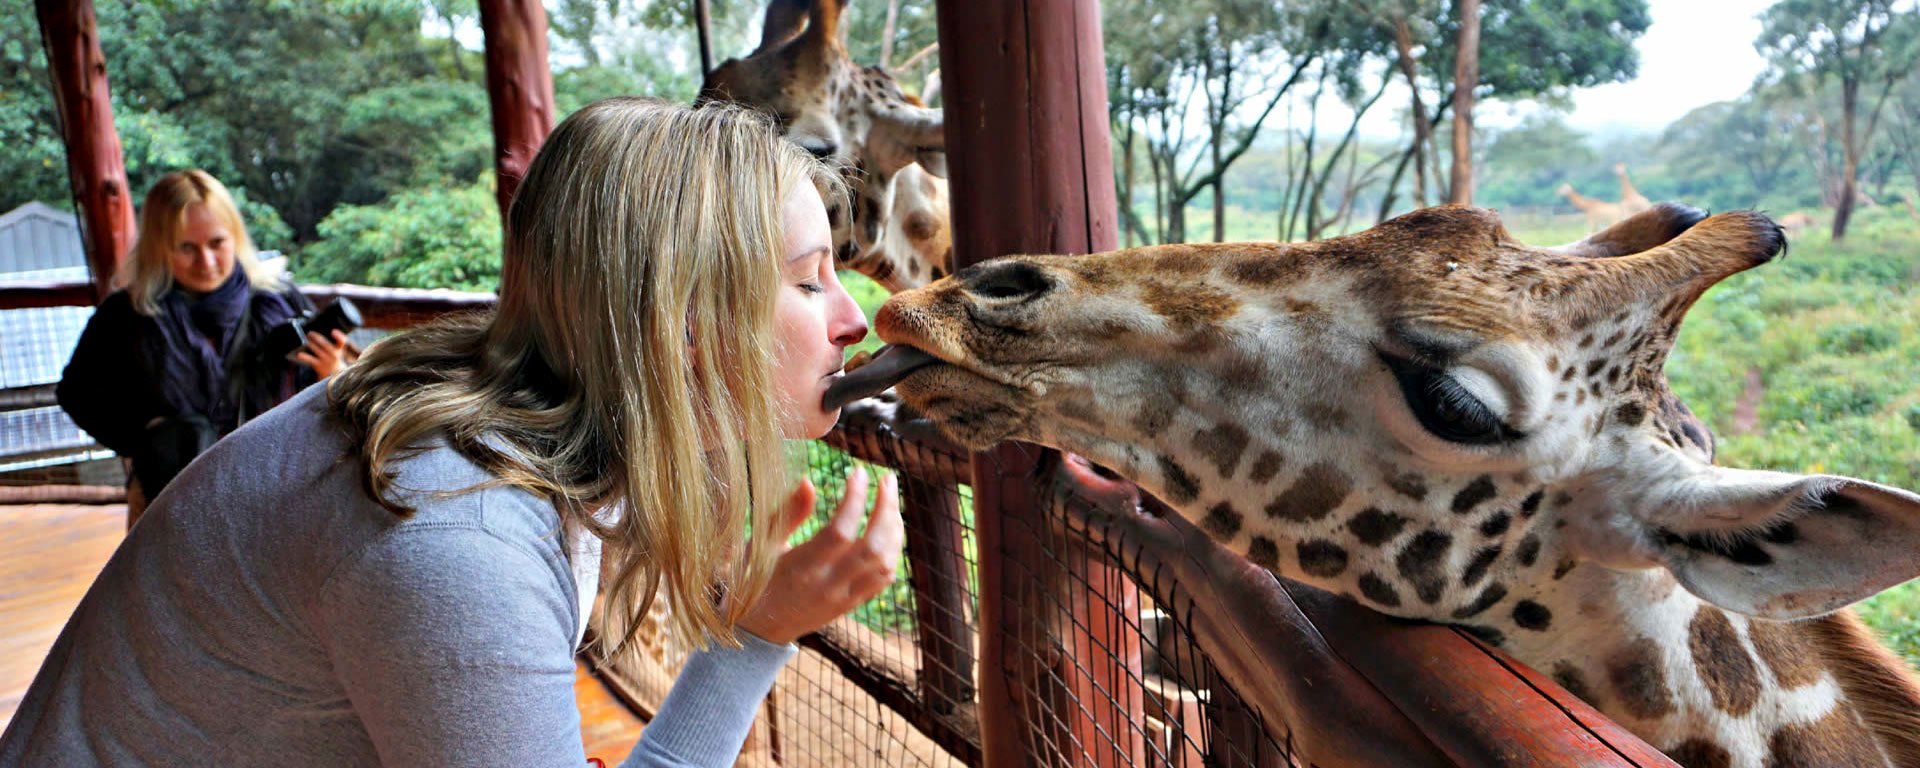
[121,169,277,316]
[327,97,846,660]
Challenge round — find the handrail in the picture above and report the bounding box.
[0,279,497,329]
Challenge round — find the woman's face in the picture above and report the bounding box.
[773,183,869,439]
[168,204,238,293]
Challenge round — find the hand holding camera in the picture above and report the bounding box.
[260,298,363,378]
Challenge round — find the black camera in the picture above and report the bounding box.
[259,297,363,362]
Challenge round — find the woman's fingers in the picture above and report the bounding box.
[780,479,818,541]
[862,472,904,573]
[822,465,870,545]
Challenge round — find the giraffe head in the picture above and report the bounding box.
[841,204,1920,637]
[700,0,952,291]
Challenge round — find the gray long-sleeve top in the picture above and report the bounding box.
[0,383,793,767]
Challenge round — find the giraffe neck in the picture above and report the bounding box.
[1617,171,1640,197]
[1564,189,1604,211]
[1508,563,1910,768]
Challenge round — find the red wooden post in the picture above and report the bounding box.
[476,0,556,227]
[933,0,1134,764]
[35,0,136,302]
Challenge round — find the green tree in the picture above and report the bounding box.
[1758,0,1919,239]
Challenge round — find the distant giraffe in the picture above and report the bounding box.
[1558,182,1624,233]
[1615,163,1653,215]
[700,0,952,292]
[846,203,1920,768]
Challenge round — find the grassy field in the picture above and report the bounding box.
[833,206,1920,666]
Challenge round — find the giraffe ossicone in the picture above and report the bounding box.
[863,203,1920,767]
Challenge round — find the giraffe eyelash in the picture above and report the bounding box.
[1379,352,1521,446]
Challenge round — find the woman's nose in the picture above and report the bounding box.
[832,296,869,348]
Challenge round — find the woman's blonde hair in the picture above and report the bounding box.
[122,169,275,315]
[327,97,844,658]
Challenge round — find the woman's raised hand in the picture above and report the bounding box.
[293,329,360,378]
[735,466,903,645]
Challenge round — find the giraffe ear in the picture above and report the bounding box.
[1643,467,1920,620]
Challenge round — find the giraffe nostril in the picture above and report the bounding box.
[805,142,838,160]
[969,261,1053,302]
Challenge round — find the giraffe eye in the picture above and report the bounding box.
[1379,353,1517,445]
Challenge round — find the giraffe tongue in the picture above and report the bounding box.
[823,345,941,411]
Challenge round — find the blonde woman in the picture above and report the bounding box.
[2,99,903,766]
[55,169,355,523]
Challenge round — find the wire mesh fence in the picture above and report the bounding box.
[591,398,1299,767]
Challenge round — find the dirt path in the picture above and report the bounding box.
[1730,366,1765,436]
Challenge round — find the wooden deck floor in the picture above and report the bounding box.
[0,502,644,762]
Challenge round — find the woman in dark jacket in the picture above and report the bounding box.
[58,169,354,524]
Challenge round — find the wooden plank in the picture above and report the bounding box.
[33,0,136,301]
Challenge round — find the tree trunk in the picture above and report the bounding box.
[1211,47,1229,242]
[1448,0,1480,205]
[1392,14,1430,207]
[1121,116,1137,248]
[477,0,558,248]
[695,0,714,77]
[1834,77,1858,240]
[879,0,900,68]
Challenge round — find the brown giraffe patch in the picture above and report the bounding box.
[1202,502,1243,539]
[1520,490,1545,517]
[1451,475,1498,514]
[1263,462,1350,522]
[1615,401,1647,427]
[1552,558,1578,580]
[1303,403,1351,430]
[1746,618,1823,689]
[1247,450,1284,484]
[1192,422,1252,479]
[1227,253,1310,285]
[1358,572,1401,607]
[1664,738,1732,768]
[1245,536,1280,570]
[1386,472,1428,501]
[1397,530,1453,604]
[1607,636,1676,720]
[1765,707,1882,768]
[1132,400,1174,436]
[1296,540,1350,578]
[1156,455,1200,504]
[1515,534,1542,567]
[1451,583,1507,619]
[1151,248,1214,276]
[1550,662,1601,708]
[1512,599,1553,631]
[1462,545,1502,587]
[1347,507,1410,546]
[1136,278,1228,332]
[1478,511,1512,537]
[1055,397,1099,425]
[1689,608,1762,716]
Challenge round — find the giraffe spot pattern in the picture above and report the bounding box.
[1358,572,1401,607]
[1264,462,1350,522]
[1606,637,1676,720]
[1478,511,1511,537]
[1688,608,1761,716]
[1745,618,1822,689]
[1552,558,1578,580]
[1386,472,1428,501]
[1397,530,1453,604]
[1247,450,1284,483]
[1296,540,1349,578]
[1451,583,1507,619]
[1245,536,1279,570]
[1520,490,1545,517]
[1202,502,1243,539]
[1458,624,1505,647]
[1347,507,1410,546]
[1157,455,1200,505]
[1303,403,1350,431]
[1451,475,1498,514]
[1462,545,1501,587]
[1132,401,1174,437]
[1664,738,1731,768]
[1515,534,1542,567]
[1764,707,1882,768]
[1615,401,1646,427]
[1512,599,1553,631]
[1192,422,1252,479]
[1550,662,1600,708]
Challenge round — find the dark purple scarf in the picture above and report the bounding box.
[156,267,253,420]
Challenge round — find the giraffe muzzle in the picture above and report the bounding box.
[822,344,940,411]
